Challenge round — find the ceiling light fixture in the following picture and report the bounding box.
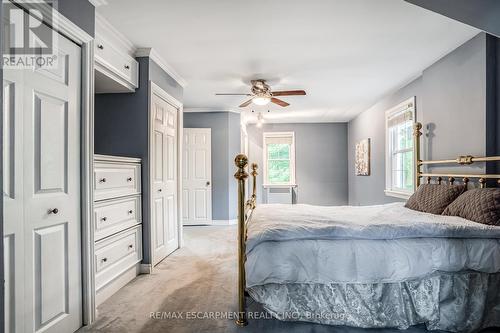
[252,96,271,106]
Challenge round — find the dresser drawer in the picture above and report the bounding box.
[94,161,141,201]
[95,35,139,89]
[94,196,141,241]
[95,225,142,292]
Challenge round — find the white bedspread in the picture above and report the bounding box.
[246,202,500,286]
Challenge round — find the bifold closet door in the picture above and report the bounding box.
[151,90,179,265]
[3,30,82,333]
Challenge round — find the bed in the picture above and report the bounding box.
[233,123,500,332]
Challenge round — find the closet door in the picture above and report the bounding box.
[151,89,179,265]
[3,30,82,333]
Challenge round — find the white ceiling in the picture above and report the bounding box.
[95,0,479,123]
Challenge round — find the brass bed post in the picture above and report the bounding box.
[234,154,249,327]
[413,122,422,188]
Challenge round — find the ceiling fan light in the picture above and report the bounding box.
[253,96,271,106]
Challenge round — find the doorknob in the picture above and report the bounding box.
[48,208,59,215]
[206,181,210,186]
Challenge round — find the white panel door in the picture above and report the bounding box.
[151,91,179,265]
[3,30,82,333]
[182,129,212,225]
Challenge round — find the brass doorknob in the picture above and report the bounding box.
[48,208,59,215]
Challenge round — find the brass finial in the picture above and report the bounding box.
[437,176,442,185]
[448,177,455,185]
[413,122,422,137]
[463,177,469,186]
[479,178,486,188]
[251,163,258,177]
[234,154,249,180]
[426,176,431,184]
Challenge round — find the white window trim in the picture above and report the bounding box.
[385,97,416,199]
[263,131,296,186]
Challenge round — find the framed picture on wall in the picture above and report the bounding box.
[355,138,371,176]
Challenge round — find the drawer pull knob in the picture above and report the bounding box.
[127,177,133,182]
[158,189,162,192]
[124,65,130,70]
[97,44,104,50]
[101,217,107,221]
[101,258,107,263]
[128,244,133,249]
[48,208,59,215]
[99,178,106,183]
[128,210,133,214]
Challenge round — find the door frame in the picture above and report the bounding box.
[7,1,96,326]
[147,81,184,270]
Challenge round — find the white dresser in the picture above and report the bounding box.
[93,154,143,305]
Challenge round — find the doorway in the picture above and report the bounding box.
[182,128,212,225]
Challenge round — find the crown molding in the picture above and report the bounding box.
[183,107,239,114]
[95,13,136,55]
[89,0,108,7]
[135,47,187,88]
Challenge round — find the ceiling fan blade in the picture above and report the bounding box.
[239,99,253,107]
[271,90,306,97]
[271,97,290,107]
[215,93,252,96]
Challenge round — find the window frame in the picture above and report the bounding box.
[384,97,416,199]
[263,131,296,186]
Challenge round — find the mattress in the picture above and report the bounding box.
[246,202,500,286]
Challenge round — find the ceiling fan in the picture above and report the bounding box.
[215,79,306,108]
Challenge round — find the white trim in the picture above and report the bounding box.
[211,220,237,226]
[263,184,297,188]
[94,154,141,164]
[139,264,153,274]
[94,63,136,92]
[183,107,239,114]
[136,48,187,87]
[95,13,136,55]
[384,190,412,200]
[384,96,416,198]
[148,81,184,268]
[263,132,296,186]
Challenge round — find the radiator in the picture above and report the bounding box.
[265,186,294,204]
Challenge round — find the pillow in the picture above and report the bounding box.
[442,188,500,226]
[405,184,466,215]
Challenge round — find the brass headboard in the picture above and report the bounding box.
[413,122,500,187]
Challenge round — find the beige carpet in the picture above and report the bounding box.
[81,226,487,333]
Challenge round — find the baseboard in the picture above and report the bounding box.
[96,264,140,306]
[139,263,153,274]
[211,219,237,226]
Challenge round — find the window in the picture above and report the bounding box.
[263,132,295,185]
[385,97,416,199]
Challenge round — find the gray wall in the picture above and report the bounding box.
[95,57,184,264]
[486,34,500,174]
[348,33,488,205]
[247,123,348,206]
[183,112,241,220]
[58,0,95,37]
